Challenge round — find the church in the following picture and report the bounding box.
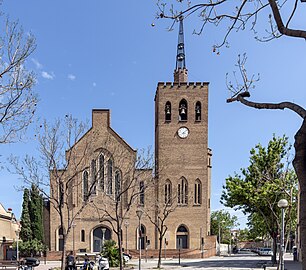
[47,17,214,257]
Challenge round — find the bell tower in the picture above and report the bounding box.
[154,16,212,250]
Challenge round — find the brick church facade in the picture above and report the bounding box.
[47,17,214,256]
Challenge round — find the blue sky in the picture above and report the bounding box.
[1,1,305,228]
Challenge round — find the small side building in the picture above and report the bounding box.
[0,204,19,260]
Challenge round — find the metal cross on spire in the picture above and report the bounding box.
[174,15,188,83]
[176,15,186,70]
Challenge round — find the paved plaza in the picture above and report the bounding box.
[35,253,302,270]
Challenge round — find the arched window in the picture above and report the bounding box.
[139,181,145,205]
[195,101,201,121]
[81,229,85,242]
[115,170,121,201]
[83,171,89,201]
[179,99,188,121]
[178,177,188,205]
[59,182,64,208]
[165,101,171,122]
[165,180,172,204]
[99,154,105,191]
[91,159,97,195]
[194,179,202,205]
[107,159,113,194]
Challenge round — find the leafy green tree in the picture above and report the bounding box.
[29,184,44,242]
[221,135,298,263]
[101,240,120,267]
[20,188,32,242]
[211,210,239,243]
[13,238,45,257]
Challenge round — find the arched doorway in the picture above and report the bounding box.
[93,226,111,252]
[176,225,189,249]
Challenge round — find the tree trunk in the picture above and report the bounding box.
[292,119,306,270]
[61,234,67,270]
[271,236,277,265]
[157,234,163,269]
[117,226,123,270]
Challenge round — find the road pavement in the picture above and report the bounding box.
[35,252,302,270]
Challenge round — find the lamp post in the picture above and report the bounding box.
[136,209,143,270]
[124,221,129,252]
[101,228,106,252]
[278,199,288,270]
[15,230,19,262]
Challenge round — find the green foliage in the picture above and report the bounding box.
[221,135,298,240]
[20,188,32,242]
[29,184,44,242]
[101,240,119,267]
[211,210,239,243]
[13,239,45,256]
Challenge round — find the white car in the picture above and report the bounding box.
[258,248,273,256]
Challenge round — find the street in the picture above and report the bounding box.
[35,252,301,270]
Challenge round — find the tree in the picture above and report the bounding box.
[93,147,154,270]
[29,184,44,242]
[101,240,120,267]
[10,115,91,270]
[144,185,178,268]
[210,210,239,243]
[0,18,38,144]
[221,135,298,263]
[156,1,306,267]
[20,188,32,242]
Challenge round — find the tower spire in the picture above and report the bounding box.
[174,15,188,83]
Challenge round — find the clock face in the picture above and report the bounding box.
[178,127,189,138]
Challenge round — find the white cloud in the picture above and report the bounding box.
[92,82,97,87]
[31,58,43,69]
[41,71,55,80]
[67,74,76,81]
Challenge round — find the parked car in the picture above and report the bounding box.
[258,248,273,256]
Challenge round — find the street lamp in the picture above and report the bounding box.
[136,209,143,270]
[215,219,225,256]
[15,230,19,262]
[101,228,107,252]
[278,199,288,270]
[124,221,129,252]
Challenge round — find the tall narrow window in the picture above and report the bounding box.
[194,179,202,205]
[81,230,85,242]
[107,159,113,194]
[91,159,97,195]
[83,171,89,201]
[115,170,121,201]
[165,180,172,204]
[139,181,145,205]
[99,154,105,191]
[165,101,171,122]
[195,101,201,121]
[59,182,64,208]
[179,99,188,121]
[178,177,188,205]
